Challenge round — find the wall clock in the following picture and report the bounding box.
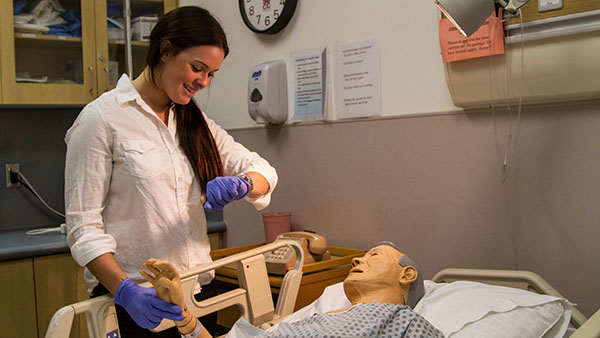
[239,0,298,34]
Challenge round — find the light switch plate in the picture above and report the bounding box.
[538,0,563,12]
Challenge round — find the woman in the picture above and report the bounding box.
[64,6,277,337]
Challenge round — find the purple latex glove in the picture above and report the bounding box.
[113,278,183,329]
[204,176,250,211]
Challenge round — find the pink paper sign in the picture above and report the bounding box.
[439,10,505,63]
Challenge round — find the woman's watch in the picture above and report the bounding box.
[237,173,254,193]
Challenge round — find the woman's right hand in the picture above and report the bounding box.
[204,176,249,211]
[113,278,183,329]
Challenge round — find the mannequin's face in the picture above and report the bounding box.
[345,245,404,288]
[343,245,416,305]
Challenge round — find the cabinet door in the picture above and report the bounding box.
[97,0,178,93]
[1,0,97,104]
[0,259,37,338]
[34,254,88,338]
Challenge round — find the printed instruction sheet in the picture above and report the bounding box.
[292,47,327,122]
[335,37,382,119]
[439,10,504,63]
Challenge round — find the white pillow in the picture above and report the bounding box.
[414,280,572,338]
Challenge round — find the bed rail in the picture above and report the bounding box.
[45,239,305,338]
[432,268,587,328]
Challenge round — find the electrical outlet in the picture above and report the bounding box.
[538,0,563,12]
[5,163,21,189]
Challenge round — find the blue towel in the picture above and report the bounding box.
[107,2,121,19]
[13,0,28,15]
[48,10,81,37]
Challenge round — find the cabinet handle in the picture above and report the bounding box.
[104,67,110,91]
[88,66,94,93]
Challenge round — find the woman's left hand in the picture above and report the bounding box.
[204,176,249,211]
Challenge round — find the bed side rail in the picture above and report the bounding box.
[570,309,600,338]
[432,268,587,328]
[45,240,304,338]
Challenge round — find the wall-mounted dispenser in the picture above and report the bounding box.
[248,60,288,124]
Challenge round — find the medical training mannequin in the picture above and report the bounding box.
[64,6,277,338]
[143,242,444,338]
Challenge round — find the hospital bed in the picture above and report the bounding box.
[45,241,600,338]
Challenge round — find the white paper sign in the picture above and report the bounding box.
[335,37,382,119]
[292,47,327,122]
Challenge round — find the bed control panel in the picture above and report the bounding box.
[264,232,331,275]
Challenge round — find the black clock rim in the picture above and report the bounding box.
[238,0,298,35]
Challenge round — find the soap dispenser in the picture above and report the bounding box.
[248,60,288,124]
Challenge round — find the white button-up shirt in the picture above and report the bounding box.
[65,75,277,292]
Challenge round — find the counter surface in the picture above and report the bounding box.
[0,220,227,262]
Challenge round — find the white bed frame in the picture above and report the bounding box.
[44,240,305,338]
[432,268,600,338]
[45,244,600,338]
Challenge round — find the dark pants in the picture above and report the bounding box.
[91,279,218,338]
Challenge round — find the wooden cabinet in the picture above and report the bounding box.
[0,0,176,104]
[0,0,97,104]
[0,254,88,338]
[34,253,89,338]
[94,0,177,95]
[0,258,38,337]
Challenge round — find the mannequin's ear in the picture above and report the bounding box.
[160,40,173,61]
[399,266,418,284]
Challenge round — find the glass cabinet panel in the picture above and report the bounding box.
[13,0,84,85]
[106,0,165,85]
[2,0,175,104]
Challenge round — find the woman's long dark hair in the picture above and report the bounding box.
[146,6,229,192]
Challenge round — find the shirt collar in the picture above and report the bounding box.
[115,74,163,117]
[115,74,178,133]
[115,74,141,106]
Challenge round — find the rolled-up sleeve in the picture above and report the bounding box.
[64,106,117,267]
[205,114,278,210]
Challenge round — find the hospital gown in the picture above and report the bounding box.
[249,302,445,338]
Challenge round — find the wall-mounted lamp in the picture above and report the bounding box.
[434,0,530,37]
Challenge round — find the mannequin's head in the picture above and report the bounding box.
[343,242,425,308]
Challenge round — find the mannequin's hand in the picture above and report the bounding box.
[140,259,184,309]
[204,176,249,211]
[113,278,183,329]
[141,259,202,336]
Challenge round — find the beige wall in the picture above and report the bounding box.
[181,0,600,318]
[223,99,600,317]
[182,0,456,128]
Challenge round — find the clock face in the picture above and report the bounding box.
[239,0,297,34]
